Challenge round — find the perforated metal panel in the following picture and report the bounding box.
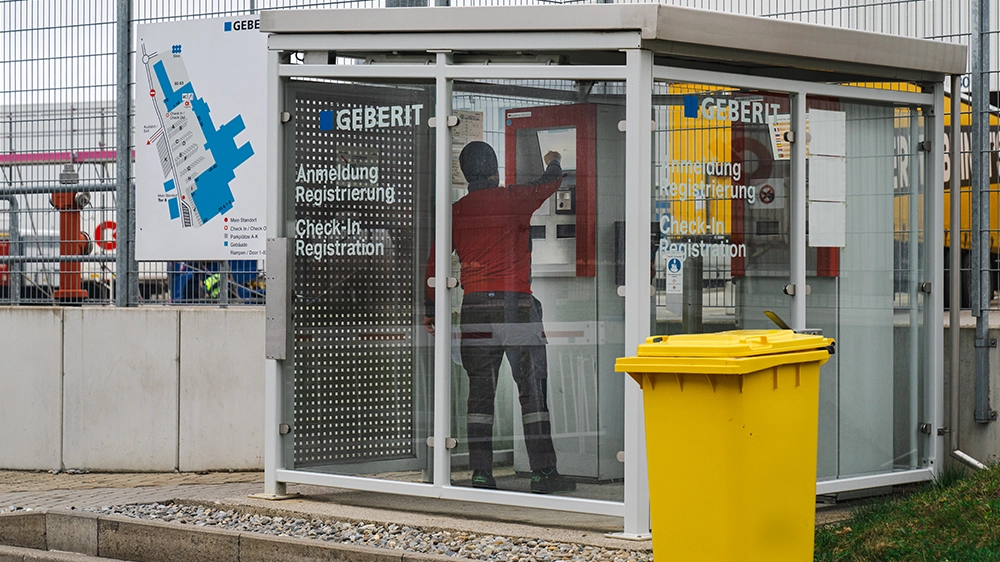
[290,83,431,469]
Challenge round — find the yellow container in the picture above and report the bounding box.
[615,329,834,562]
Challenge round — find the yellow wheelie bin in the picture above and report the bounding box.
[615,329,834,562]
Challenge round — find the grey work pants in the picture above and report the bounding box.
[460,291,557,471]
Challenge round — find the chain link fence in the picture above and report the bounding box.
[0,0,981,307]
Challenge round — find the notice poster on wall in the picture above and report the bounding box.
[134,16,267,260]
[663,248,684,294]
[807,110,848,248]
[451,109,484,190]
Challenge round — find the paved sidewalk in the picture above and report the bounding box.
[0,471,263,514]
[0,471,649,552]
[0,470,262,493]
[0,470,852,553]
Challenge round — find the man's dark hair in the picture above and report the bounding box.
[459,141,498,183]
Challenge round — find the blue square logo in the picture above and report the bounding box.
[224,21,232,32]
[224,241,229,247]
[318,110,334,131]
[683,96,700,119]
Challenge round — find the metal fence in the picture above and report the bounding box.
[0,0,984,307]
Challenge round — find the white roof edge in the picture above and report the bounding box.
[654,5,968,76]
[261,4,660,36]
[261,3,968,77]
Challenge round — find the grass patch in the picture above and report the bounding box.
[932,465,970,491]
[815,463,1000,561]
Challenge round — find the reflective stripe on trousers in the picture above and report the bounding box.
[461,291,557,471]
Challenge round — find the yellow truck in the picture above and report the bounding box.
[942,99,999,307]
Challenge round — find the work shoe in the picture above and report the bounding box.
[471,469,497,489]
[530,468,576,494]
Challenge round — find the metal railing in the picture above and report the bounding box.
[0,0,980,308]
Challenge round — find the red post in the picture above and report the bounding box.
[0,238,9,289]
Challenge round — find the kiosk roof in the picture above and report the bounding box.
[262,4,967,82]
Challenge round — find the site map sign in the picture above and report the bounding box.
[135,16,266,261]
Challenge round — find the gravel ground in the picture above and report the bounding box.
[65,503,652,562]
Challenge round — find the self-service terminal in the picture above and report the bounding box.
[506,104,599,278]
[503,103,625,481]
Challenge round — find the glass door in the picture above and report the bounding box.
[808,102,929,480]
[653,81,932,485]
[443,80,627,500]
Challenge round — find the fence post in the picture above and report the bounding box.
[115,0,138,306]
[971,0,996,423]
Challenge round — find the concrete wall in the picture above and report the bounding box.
[0,307,264,472]
[0,308,63,470]
[944,324,1000,469]
[3,305,1000,478]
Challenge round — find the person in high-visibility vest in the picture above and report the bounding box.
[204,273,221,299]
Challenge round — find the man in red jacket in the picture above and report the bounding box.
[425,141,575,494]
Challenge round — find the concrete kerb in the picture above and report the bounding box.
[0,544,131,562]
[46,511,98,557]
[0,512,45,551]
[0,510,459,562]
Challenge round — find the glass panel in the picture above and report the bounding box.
[653,83,792,336]
[441,80,626,501]
[807,102,928,480]
[286,79,435,480]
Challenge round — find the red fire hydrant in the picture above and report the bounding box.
[52,164,90,301]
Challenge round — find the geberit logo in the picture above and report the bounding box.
[224,18,260,32]
[683,94,781,125]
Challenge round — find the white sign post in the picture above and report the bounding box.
[135,16,267,261]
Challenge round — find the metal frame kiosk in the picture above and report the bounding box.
[262,4,966,537]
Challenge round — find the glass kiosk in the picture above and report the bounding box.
[262,3,965,536]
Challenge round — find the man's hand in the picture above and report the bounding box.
[423,315,435,335]
[543,151,561,166]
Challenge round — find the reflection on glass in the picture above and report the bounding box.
[652,84,928,483]
[653,85,790,336]
[441,85,627,501]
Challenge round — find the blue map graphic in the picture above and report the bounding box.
[153,60,253,224]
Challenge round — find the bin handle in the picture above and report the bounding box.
[745,335,771,350]
[763,310,791,330]
[763,310,828,340]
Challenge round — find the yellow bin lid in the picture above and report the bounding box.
[615,329,835,377]
[634,329,831,358]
